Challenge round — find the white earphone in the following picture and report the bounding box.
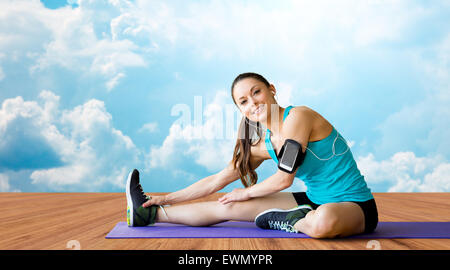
[306,133,350,161]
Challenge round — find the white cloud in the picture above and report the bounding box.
[142,0,427,61]
[31,164,90,187]
[272,82,294,108]
[0,95,62,171]
[0,0,435,91]
[0,1,53,54]
[1,0,447,193]
[357,151,450,192]
[0,61,4,80]
[0,173,9,191]
[37,11,147,89]
[422,163,450,192]
[0,173,20,192]
[0,0,146,91]
[138,122,159,133]
[375,33,450,159]
[106,72,125,91]
[147,90,240,174]
[0,91,142,191]
[350,1,428,47]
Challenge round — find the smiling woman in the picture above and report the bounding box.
[230,72,275,188]
[125,72,378,239]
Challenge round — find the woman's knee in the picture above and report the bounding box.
[214,201,245,219]
[309,205,340,238]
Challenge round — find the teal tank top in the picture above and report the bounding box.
[265,106,373,205]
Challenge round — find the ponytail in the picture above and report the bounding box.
[232,116,263,187]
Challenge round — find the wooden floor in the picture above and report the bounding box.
[0,192,449,250]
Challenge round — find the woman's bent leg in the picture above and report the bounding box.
[294,202,365,238]
[154,192,298,226]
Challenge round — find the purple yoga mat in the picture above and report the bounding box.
[105,221,450,239]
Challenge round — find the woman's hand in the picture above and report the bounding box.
[218,188,250,205]
[142,195,166,208]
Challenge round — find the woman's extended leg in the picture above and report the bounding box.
[294,202,365,238]
[154,192,298,226]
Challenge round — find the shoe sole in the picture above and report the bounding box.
[125,170,133,226]
[254,204,312,223]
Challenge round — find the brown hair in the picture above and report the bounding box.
[230,72,269,187]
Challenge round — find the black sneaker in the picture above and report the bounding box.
[126,169,157,227]
[254,205,312,233]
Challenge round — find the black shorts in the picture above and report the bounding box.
[292,192,379,234]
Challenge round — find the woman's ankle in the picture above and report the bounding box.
[155,205,169,223]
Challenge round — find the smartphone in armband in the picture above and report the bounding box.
[277,139,305,174]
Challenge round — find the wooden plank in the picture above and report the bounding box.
[0,193,449,250]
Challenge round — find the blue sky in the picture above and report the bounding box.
[0,0,449,193]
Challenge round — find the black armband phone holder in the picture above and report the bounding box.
[277,139,305,174]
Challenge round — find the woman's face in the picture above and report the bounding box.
[233,78,276,123]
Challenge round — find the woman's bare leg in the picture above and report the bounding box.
[294,202,365,238]
[150,192,365,239]
[154,192,298,226]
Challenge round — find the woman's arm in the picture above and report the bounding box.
[219,107,313,204]
[218,169,295,204]
[165,163,240,204]
[143,161,241,207]
[247,170,295,197]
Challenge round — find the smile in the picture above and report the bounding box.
[253,105,264,115]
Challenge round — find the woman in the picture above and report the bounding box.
[126,72,378,238]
